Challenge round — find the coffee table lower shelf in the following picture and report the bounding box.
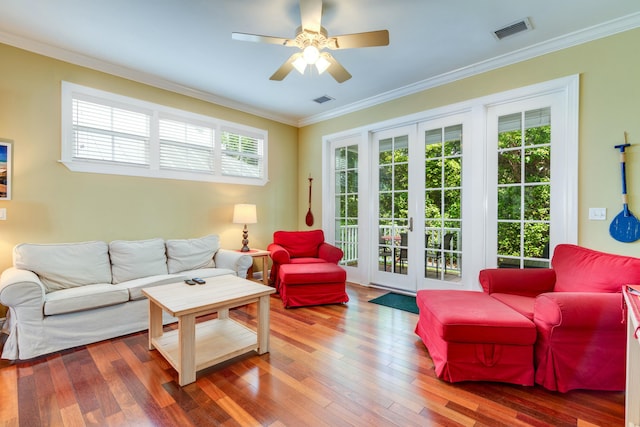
[151,318,258,377]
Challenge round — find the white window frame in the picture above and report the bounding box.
[61,81,268,186]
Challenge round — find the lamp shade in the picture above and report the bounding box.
[233,204,257,224]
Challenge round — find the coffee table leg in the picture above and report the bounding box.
[261,255,269,285]
[178,314,196,386]
[257,294,270,354]
[148,301,163,350]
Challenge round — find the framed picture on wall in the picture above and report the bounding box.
[0,140,12,200]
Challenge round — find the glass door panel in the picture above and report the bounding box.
[372,126,416,292]
[423,125,463,282]
[334,145,359,267]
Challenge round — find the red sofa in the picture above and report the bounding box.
[416,244,640,392]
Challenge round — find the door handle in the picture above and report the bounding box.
[409,217,413,232]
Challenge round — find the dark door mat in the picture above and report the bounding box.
[368,292,419,314]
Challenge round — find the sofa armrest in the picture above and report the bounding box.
[318,243,343,264]
[534,292,623,329]
[213,249,253,278]
[0,267,45,316]
[267,243,290,265]
[479,268,556,296]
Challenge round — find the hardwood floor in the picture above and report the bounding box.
[0,283,625,426]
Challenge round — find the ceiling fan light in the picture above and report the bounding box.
[292,56,307,74]
[315,55,331,74]
[302,45,320,64]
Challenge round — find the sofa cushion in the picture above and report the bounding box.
[109,238,168,284]
[118,274,188,301]
[165,235,219,274]
[44,284,129,315]
[14,241,112,292]
[552,244,640,293]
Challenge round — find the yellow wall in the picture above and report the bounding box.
[0,43,299,274]
[299,28,640,258]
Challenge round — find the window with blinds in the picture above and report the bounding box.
[72,97,150,166]
[61,82,268,185]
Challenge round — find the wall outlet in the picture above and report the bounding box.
[588,207,606,220]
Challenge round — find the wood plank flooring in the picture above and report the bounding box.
[0,283,625,426]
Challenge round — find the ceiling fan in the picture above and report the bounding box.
[232,0,389,83]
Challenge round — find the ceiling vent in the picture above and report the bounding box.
[313,95,334,104]
[493,17,533,40]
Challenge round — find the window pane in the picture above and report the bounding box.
[524,222,550,259]
[524,146,551,183]
[444,189,461,219]
[498,222,520,257]
[498,150,521,184]
[379,165,392,191]
[347,170,358,193]
[524,185,550,220]
[444,157,461,187]
[498,114,522,149]
[498,186,521,220]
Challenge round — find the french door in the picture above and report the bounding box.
[371,125,416,291]
[324,76,577,293]
[370,116,467,292]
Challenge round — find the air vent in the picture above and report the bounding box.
[313,95,334,104]
[493,17,532,40]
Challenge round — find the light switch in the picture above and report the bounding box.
[588,207,606,220]
[0,208,6,220]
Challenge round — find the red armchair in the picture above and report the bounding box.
[267,230,344,290]
[479,244,640,392]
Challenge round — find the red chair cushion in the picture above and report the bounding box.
[279,263,346,285]
[273,230,325,258]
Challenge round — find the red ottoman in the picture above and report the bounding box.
[415,290,536,385]
[278,263,348,308]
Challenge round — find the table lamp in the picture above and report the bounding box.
[233,204,257,252]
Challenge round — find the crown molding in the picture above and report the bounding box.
[297,11,640,127]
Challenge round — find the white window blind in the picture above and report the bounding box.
[159,118,215,173]
[72,98,150,165]
[61,82,268,185]
[221,130,263,178]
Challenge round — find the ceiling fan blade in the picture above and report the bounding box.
[323,54,352,83]
[232,32,293,46]
[270,53,302,81]
[328,30,390,49]
[299,0,322,33]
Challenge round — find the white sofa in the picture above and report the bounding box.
[0,235,253,360]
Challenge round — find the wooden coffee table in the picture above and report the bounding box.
[142,275,275,386]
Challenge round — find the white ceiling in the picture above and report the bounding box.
[1,0,640,126]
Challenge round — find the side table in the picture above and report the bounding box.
[239,249,270,286]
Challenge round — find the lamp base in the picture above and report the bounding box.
[240,225,250,252]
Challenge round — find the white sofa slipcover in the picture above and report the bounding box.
[0,235,253,360]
